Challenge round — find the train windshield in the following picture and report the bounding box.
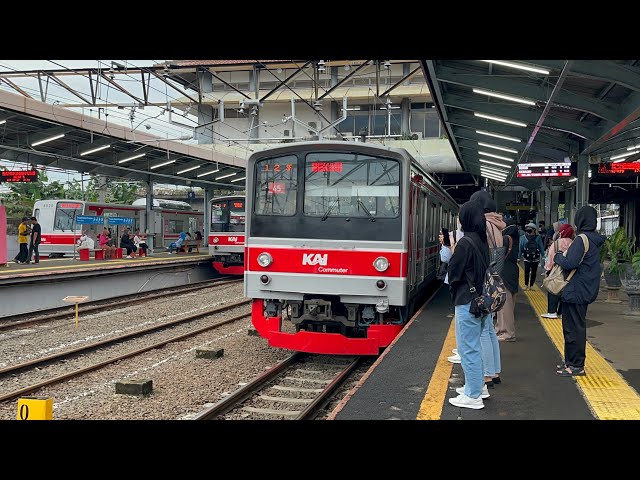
[254,155,298,216]
[211,199,246,232]
[304,153,400,219]
[54,201,83,231]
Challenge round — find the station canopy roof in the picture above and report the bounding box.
[421,60,640,189]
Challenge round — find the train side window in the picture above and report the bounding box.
[34,209,40,221]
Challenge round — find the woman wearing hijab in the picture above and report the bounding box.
[469,190,503,387]
[553,206,604,376]
[495,217,519,342]
[542,223,575,319]
[447,201,492,409]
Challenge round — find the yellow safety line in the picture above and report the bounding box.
[416,317,457,420]
[1,255,211,275]
[519,265,640,420]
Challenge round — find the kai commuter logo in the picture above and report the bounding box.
[302,253,328,266]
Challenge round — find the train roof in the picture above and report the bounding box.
[210,195,245,201]
[132,198,193,210]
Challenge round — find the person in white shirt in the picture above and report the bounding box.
[133,231,149,256]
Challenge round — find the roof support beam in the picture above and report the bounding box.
[1,77,32,98]
[516,61,573,178]
[378,66,422,98]
[420,60,465,170]
[149,70,199,105]
[582,89,640,155]
[318,61,372,100]
[96,70,145,105]
[442,92,595,141]
[206,69,252,100]
[435,64,619,123]
[526,60,640,92]
[259,61,312,102]
[46,73,93,105]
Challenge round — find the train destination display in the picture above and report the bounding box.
[517,163,571,178]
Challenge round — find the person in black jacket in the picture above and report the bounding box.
[553,206,605,376]
[495,217,519,341]
[446,201,492,409]
[120,228,138,258]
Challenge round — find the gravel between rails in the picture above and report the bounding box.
[0,282,370,420]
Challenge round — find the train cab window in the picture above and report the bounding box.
[211,199,245,232]
[229,199,246,232]
[303,153,400,218]
[254,155,298,216]
[54,202,83,231]
[34,209,40,221]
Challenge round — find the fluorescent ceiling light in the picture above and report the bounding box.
[613,158,629,163]
[569,177,577,182]
[479,60,550,75]
[479,158,511,169]
[473,88,536,106]
[231,177,246,183]
[626,145,640,151]
[0,119,6,125]
[32,133,65,146]
[177,165,201,174]
[481,166,509,177]
[474,112,527,127]
[482,173,506,182]
[150,159,176,170]
[216,173,236,180]
[610,151,636,161]
[479,151,515,162]
[197,169,220,178]
[476,130,521,143]
[80,144,111,156]
[477,142,518,154]
[118,153,146,164]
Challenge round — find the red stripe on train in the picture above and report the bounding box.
[208,234,245,246]
[39,234,79,245]
[246,246,406,277]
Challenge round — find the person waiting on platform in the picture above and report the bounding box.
[519,223,545,290]
[168,232,187,254]
[99,227,116,259]
[77,231,95,250]
[14,217,31,264]
[133,231,149,256]
[120,228,137,258]
[542,223,575,319]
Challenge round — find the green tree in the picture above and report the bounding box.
[64,177,98,201]
[108,182,143,204]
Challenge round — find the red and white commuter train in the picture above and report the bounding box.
[32,198,203,257]
[244,141,459,355]
[208,195,245,275]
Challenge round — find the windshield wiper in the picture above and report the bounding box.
[321,199,339,221]
[357,199,375,222]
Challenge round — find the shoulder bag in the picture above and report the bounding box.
[542,234,589,296]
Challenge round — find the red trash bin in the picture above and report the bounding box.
[79,248,90,261]
[116,248,124,259]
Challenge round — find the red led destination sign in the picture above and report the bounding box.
[598,163,640,174]
[0,170,38,183]
[311,162,343,173]
[517,163,571,178]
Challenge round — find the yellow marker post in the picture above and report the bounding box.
[17,397,53,420]
[62,295,89,329]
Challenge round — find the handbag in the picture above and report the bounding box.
[463,237,507,315]
[487,226,511,275]
[542,234,589,296]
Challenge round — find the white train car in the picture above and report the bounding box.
[33,198,203,257]
[208,195,245,275]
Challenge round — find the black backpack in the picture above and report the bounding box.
[523,235,540,262]
[461,237,507,315]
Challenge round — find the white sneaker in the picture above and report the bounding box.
[447,353,461,364]
[456,384,490,399]
[541,312,559,319]
[126,255,132,259]
[448,393,484,410]
[452,348,458,355]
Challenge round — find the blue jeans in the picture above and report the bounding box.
[455,302,488,399]
[480,315,501,377]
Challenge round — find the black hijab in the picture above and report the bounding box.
[470,189,497,214]
[574,206,597,233]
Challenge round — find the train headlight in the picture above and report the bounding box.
[257,252,273,267]
[373,256,389,272]
[213,237,219,244]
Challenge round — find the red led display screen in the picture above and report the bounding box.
[598,163,640,174]
[0,170,38,182]
[311,162,343,173]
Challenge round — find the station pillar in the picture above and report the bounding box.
[401,98,410,136]
[565,188,575,224]
[576,155,590,209]
[203,188,213,247]
[145,180,155,251]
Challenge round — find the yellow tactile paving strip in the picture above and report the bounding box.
[520,266,640,420]
[416,317,456,420]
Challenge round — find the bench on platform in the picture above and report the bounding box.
[176,239,201,254]
[78,248,105,261]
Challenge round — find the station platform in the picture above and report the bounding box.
[330,270,640,420]
[0,252,218,318]
[0,252,214,285]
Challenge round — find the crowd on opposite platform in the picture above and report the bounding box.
[438,191,604,410]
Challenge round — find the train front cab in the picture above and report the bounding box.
[209,196,246,275]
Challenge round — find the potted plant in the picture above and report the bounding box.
[620,249,640,315]
[600,227,635,288]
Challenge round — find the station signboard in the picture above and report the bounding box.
[517,163,572,178]
[0,170,38,182]
[107,217,134,225]
[76,215,105,225]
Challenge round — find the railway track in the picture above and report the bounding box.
[0,277,242,332]
[193,353,362,420]
[0,300,252,403]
